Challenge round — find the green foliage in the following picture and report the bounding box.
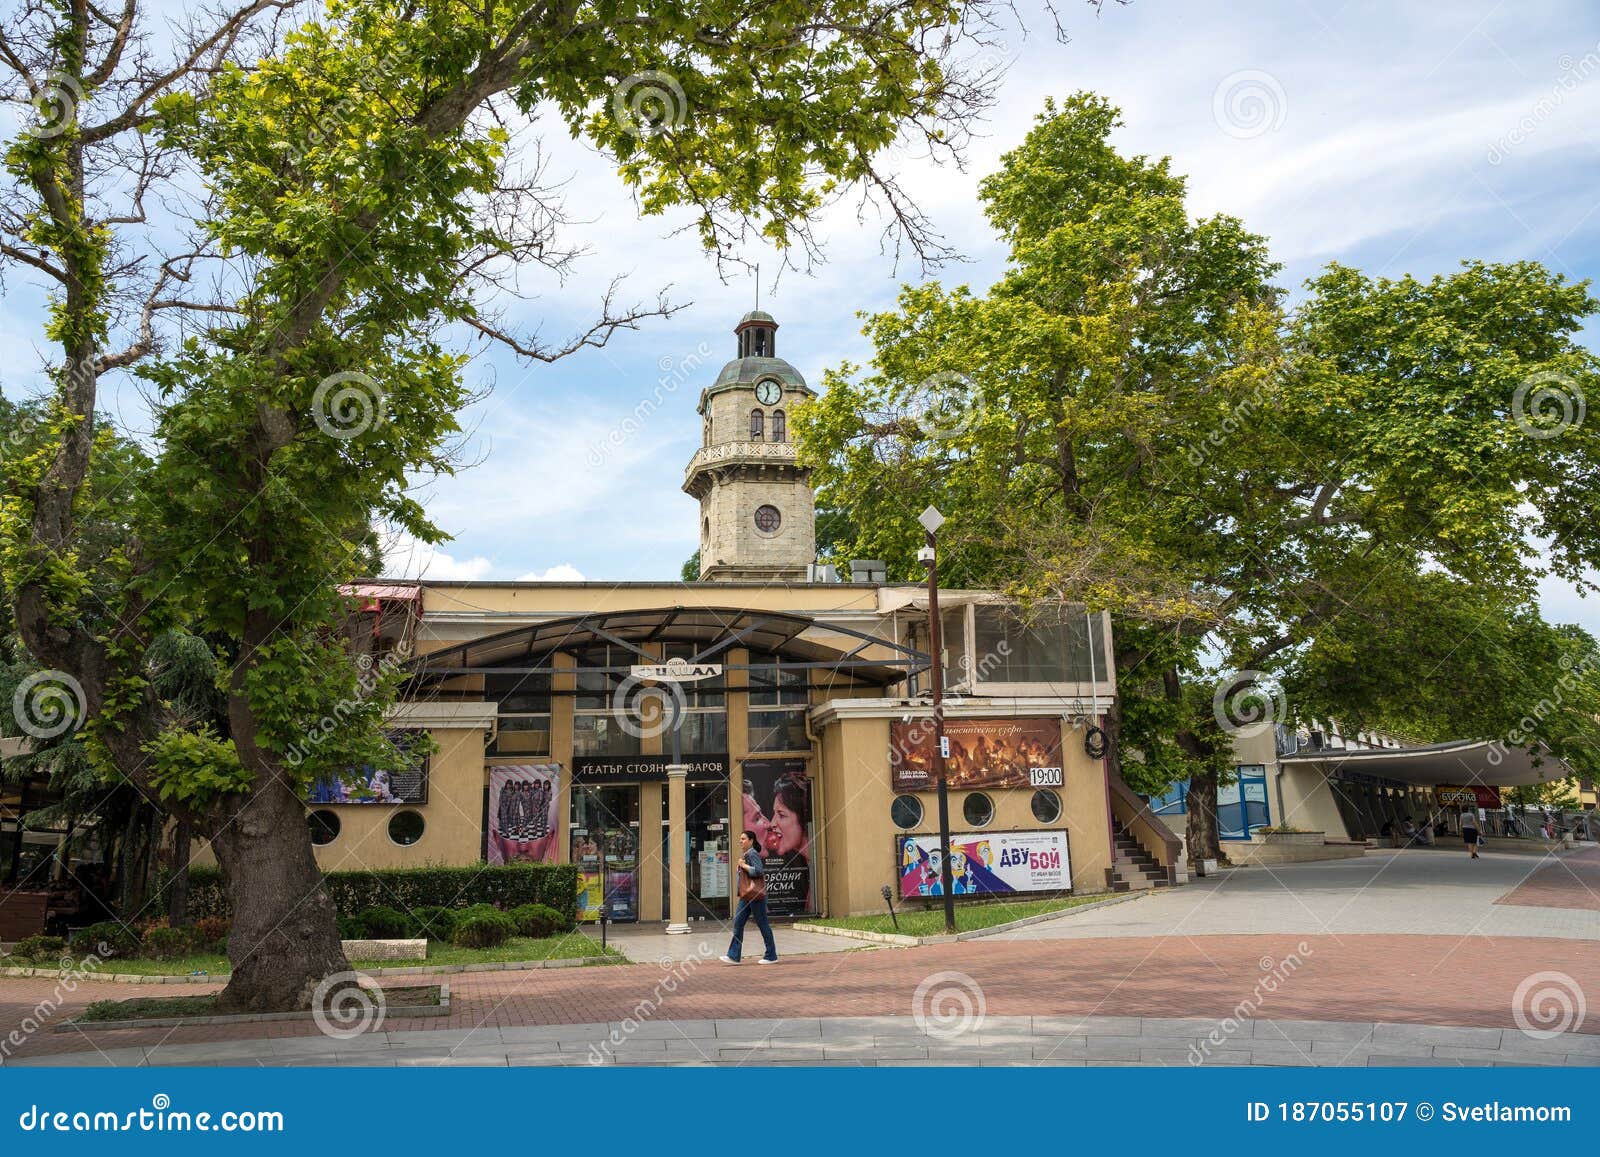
[7,935,67,964]
[450,909,516,948]
[680,550,701,581]
[404,905,460,942]
[69,922,140,960]
[349,905,410,939]
[507,902,566,939]
[139,923,206,961]
[797,92,1600,813]
[186,863,578,925]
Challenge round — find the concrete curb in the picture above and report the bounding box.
[1,953,624,986]
[795,891,1148,947]
[54,982,450,1033]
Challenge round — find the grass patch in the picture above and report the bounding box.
[66,931,614,977]
[808,894,1112,937]
[78,985,442,1024]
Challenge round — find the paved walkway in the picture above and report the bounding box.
[9,1014,1597,1068]
[991,848,1600,942]
[587,920,860,962]
[4,851,1595,1067]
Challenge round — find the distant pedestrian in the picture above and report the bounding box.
[721,829,778,965]
[1462,808,1481,860]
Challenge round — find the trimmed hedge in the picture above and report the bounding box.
[508,903,566,939]
[451,909,516,948]
[187,863,577,927]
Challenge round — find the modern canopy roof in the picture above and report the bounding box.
[406,606,926,687]
[1280,738,1577,788]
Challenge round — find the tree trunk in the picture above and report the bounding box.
[209,779,350,1013]
[1185,770,1224,868]
[167,819,192,925]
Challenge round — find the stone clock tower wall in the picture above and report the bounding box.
[684,312,818,583]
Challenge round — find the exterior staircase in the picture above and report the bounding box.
[1109,824,1172,892]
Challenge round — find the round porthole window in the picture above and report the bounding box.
[1030,789,1062,824]
[962,792,994,828]
[308,809,340,846]
[891,794,924,830]
[754,504,782,533]
[388,809,425,846]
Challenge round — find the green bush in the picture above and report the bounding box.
[406,906,459,941]
[351,906,410,939]
[140,924,204,961]
[508,903,565,939]
[337,914,368,940]
[69,922,139,959]
[451,909,516,948]
[194,916,231,951]
[8,935,67,964]
[187,863,577,926]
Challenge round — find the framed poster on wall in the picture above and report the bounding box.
[306,730,429,804]
[486,765,560,864]
[896,830,1071,898]
[741,757,814,916]
[889,717,1063,791]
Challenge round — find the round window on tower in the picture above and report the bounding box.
[754,504,782,534]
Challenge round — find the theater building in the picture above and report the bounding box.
[292,312,1181,924]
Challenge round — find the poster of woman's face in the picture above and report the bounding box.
[741,758,813,915]
[486,765,560,865]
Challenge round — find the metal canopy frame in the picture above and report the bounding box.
[407,606,930,688]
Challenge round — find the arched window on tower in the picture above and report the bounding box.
[771,409,786,442]
[749,409,764,440]
[752,328,769,357]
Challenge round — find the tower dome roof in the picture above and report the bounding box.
[737,309,777,327]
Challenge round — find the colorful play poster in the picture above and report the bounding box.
[570,825,639,922]
[897,830,1072,898]
[307,730,429,804]
[889,717,1063,791]
[741,758,814,916]
[486,765,560,865]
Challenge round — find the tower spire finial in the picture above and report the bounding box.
[754,263,760,312]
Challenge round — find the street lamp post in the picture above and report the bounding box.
[918,505,957,935]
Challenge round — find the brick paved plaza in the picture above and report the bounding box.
[3,848,1597,1067]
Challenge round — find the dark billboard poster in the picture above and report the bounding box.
[741,757,813,916]
[306,730,428,804]
[889,717,1063,791]
[571,754,728,783]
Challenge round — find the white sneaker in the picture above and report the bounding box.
[719,955,739,964]
[757,957,778,965]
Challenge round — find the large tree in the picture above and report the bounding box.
[0,0,1063,1009]
[796,94,1600,864]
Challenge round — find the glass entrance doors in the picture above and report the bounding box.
[571,785,640,922]
[661,780,731,921]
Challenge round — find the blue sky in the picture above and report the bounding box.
[3,0,1598,632]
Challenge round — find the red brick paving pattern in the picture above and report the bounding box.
[5,931,1598,1061]
[1495,844,1600,910]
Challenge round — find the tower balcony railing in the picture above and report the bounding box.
[684,439,799,482]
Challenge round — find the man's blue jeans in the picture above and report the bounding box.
[727,897,777,962]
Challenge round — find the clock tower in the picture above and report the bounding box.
[684,311,817,582]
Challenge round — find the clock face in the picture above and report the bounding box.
[755,380,781,405]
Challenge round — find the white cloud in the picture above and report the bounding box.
[380,529,495,582]
[516,564,586,582]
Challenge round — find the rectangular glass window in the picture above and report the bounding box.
[572,713,642,757]
[748,655,809,752]
[971,606,1108,684]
